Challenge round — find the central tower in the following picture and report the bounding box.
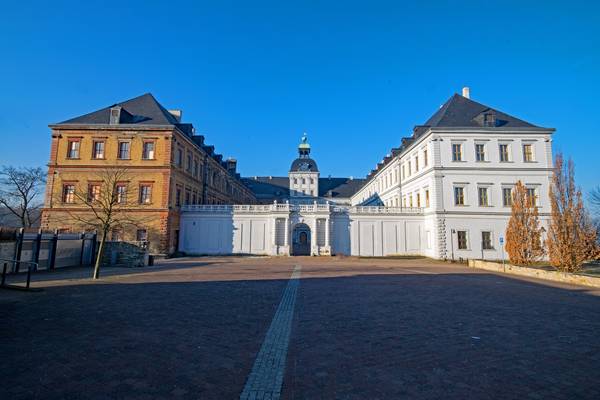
[289,133,319,199]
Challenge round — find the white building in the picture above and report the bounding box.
[179,88,554,259]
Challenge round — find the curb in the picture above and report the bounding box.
[468,259,600,288]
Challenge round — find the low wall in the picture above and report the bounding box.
[468,259,600,288]
[101,241,148,268]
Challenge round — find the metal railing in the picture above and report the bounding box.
[0,258,39,291]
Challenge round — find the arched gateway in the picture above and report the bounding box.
[291,223,311,255]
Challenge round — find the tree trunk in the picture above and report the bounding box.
[93,229,108,279]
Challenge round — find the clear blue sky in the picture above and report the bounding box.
[1,1,598,193]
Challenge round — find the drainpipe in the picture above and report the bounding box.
[450,229,455,262]
[202,157,209,204]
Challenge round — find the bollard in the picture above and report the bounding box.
[26,265,32,289]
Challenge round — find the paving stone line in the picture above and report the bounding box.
[240,265,301,400]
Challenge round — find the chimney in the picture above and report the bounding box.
[168,109,182,122]
[226,158,237,174]
[462,87,470,99]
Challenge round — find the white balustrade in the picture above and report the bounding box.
[180,204,423,214]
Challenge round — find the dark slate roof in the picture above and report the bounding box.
[318,177,366,198]
[241,177,290,203]
[290,158,319,172]
[423,93,538,128]
[56,93,183,127]
[242,176,366,202]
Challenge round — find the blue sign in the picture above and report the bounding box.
[499,236,504,245]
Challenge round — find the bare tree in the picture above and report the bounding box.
[505,181,545,265]
[56,168,151,279]
[0,166,46,228]
[546,154,599,272]
[590,186,600,219]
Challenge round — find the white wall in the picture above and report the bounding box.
[180,211,273,255]
[179,206,427,257]
[350,216,424,256]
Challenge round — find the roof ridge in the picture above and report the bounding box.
[422,92,538,128]
[55,92,180,126]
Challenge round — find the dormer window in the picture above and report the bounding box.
[109,106,122,125]
[483,112,496,127]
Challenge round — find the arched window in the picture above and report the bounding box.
[302,178,306,184]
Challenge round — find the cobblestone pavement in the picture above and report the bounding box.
[1,256,600,399]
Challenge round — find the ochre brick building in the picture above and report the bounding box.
[41,93,256,254]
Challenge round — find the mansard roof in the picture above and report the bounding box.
[55,93,184,127]
[423,93,539,129]
[242,176,366,201]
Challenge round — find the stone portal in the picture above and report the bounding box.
[291,223,311,256]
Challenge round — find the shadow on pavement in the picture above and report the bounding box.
[1,270,599,399]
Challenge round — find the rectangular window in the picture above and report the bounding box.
[408,161,412,175]
[425,189,430,207]
[187,154,192,172]
[177,149,183,167]
[478,187,489,206]
[499,144,510,162]
[523,144,534,162]
[142,141,155,160]
[87,184,101,202]
[193,160,199,178]
[484,113,496,127]
[62,184,75,203]
[139,184,152,204]
[401,165,405,180]
[482,231,493,250]
[67,140,80,159]
[423,149,428,167]
[415,156,419,172]
[176,188,181,206]
[475,144,486,162]
[416,193,421,207]
[502,188,513,207]
[185,191,190,205]
[457,231,468,250]
[116,184,127,204]
[452,143,462,161]
[454,186,465,206]
[92,141,105,159]
[111,229,123,242]
[409,195,413,208]
[136,229,148,242]
[526,188,538,207]
[118,141,130,159]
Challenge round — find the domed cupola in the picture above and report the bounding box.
[289,133,319,172]
[289,133,319,198]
